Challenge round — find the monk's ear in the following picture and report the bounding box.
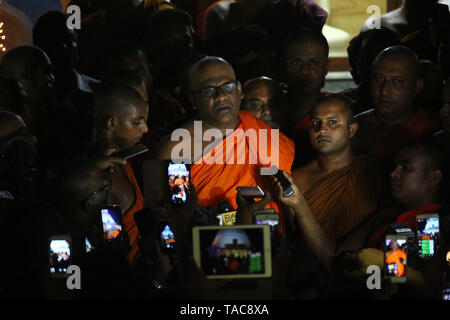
[188,90,196,109]
[348,122,358,138]
[428,170,442,186]
[106,116,117,132]
[325,58,330,76]
[83,197,94,213]
[414,78,424,97]
[237,81,244,100]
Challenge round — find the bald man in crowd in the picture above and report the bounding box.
[0,45,82,173]
[242,76,282,129]
[352,46,441,162]
[89,81,149,263]
[291,94,390,240]
[153,56,294,222]
[0,45,55,133]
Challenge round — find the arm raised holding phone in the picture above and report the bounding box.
[271,170,338,271]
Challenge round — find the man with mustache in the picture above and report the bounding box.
[153,56,294,219]
[290,94,390,240]
[279,28,330,168]
[89,81,149,263]
[352,46,441,163]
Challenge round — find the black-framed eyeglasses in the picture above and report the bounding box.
[81,181,112,208]
[193,81,238,99]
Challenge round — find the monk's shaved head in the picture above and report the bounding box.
[47,157,110,229]
[0,45,54,105]
[93,81,146,123]
[243,76,280,94]
[0,45,50,77]
[0,111,26,145]
[373,45,420,79]
[311,93,355,124]
[399,141,445,173]
[189,56,236,91]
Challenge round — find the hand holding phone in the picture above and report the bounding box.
[274,170,294,198]
[236,186,265,201]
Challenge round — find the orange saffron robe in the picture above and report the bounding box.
[122,161,146,263]
[303,156,389,240]
[191,111,295,221]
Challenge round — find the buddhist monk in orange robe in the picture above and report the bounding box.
[292,94,389,240]
[352,46,441,162]
[153,56,295,223]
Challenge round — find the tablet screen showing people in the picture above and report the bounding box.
[49,239,71,274]
[200,228,265,276]
[168,163,190,205]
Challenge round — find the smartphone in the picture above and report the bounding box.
[384,235,408,283]
[236,186,265,200]
[49,235,72,278]
[168,161,191,207]
[192,225,272,279]
[274,170,294,198]
[101,205,123,242]
[254,209,280,235]
[114,143,149,160]
[416,214,440,258]
[84,234,101,253]
[158,219,176,253]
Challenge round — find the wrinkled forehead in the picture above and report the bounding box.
[373,54,418,77]
[190,60,236,90]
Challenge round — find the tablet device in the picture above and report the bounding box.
[192,225,272,279]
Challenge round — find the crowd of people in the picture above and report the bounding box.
[0,0,449,300]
